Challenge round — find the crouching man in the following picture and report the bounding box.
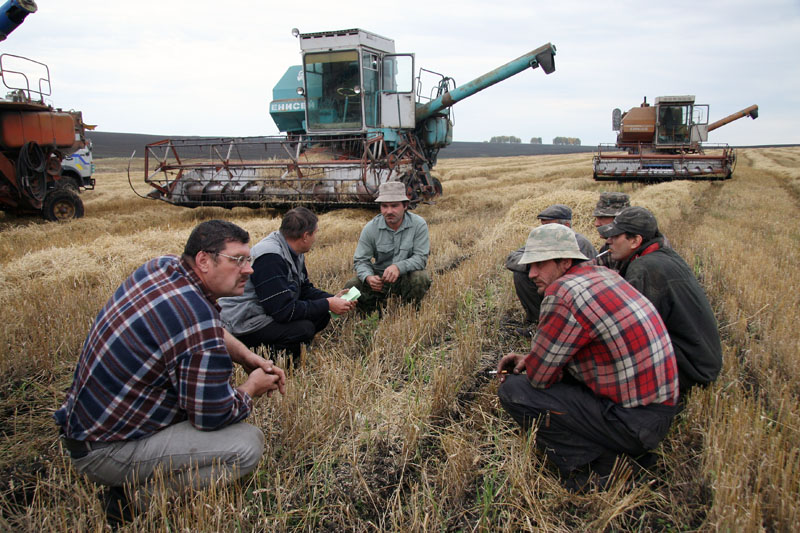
[54,220,286,526]
[496,224,678,492]
[346,181,432,313]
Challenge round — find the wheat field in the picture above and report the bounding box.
[1,147,799,531]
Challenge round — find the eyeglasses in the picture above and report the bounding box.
[213,252,253,268]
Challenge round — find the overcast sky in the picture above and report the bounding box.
[3,0,798,146]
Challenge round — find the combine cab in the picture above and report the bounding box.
[593,95,758,182]
[140,28,556,209]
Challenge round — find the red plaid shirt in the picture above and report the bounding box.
[525,263,678,407]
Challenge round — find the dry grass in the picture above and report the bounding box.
[1,148,799,531]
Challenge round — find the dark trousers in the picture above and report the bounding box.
[237,313,330,359]
[513,271,543,325]
[498,374,676,476]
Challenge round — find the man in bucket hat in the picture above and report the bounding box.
[593,192,630,270]
[496,223,678,492]
[345,181,432,313]
[599,206,721,399]
[505,204,597,336]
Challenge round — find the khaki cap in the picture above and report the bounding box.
[375,181,410,203]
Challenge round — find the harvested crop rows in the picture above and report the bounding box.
[1,148,798,531]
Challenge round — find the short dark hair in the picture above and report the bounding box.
[280,207,318,240]
[183,220,250,259]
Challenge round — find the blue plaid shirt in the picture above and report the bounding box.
[54,255,252,442]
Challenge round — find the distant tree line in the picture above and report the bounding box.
[485,136,580,145]
[488,136,522,144]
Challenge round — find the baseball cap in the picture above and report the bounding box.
[593,192,630,217]
[597,206,658,240]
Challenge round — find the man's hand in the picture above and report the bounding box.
[366,275,384,291]
[381,264,400,284]
[496,352,526,384]
[237,365,287,399]
[328,293,356,315]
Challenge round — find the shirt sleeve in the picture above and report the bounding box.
[505,246,528,273]
[252,254,329,322]
[173,327,252,431]
[524,294,590,388]
[393,218,430,275]
[353,223,378,281]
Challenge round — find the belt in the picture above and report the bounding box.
[60,435,113,459]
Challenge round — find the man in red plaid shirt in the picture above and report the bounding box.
[497,223,678,492]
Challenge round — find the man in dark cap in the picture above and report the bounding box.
[506,204,597,336]
[599,206,722,398]
[593,192,630,270]
[497,223,678,492]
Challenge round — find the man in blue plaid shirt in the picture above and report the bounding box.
[54,220,286,525]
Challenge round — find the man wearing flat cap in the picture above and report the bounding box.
[497,223,678,492]
[346,181,432,313]
[599,206,722,398]
[505,204,597,335]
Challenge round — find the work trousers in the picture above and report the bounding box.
[238,312,331,359]
[68,421,265,491]
[345,270,432,314]
[512,271,543,325]
[498,375,676,476]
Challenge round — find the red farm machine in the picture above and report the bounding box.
[593,95,758,182]
[0,0,93,221]
[137,28,557,209]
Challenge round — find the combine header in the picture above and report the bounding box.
[139,29,556,209]
[593,95,758,182]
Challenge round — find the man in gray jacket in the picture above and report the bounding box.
[346,181,431,314]
[506,204,597,335]
[220,207,355,359]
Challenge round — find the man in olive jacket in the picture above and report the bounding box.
[599,206,722,398]
[346,181,431,313]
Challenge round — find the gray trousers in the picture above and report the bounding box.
[69,421,265,491]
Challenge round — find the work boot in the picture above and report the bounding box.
[514,326,534,338]
[102,486,134,529]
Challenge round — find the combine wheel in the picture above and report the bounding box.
[42,187,85,221]
[431,177,443,196]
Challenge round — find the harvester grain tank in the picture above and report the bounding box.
[140,29,556,209]
[593,95,758,182]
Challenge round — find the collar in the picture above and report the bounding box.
[180,256,221,311]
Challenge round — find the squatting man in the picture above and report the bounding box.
[54,220,286,526]
[496,223,679,492]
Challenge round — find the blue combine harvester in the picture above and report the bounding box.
[141,29,556,209]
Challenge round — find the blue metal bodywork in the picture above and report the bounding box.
[141,30,557,209]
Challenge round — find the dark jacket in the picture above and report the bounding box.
[619,237,722,394]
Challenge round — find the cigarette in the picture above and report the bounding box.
[595,249,611,259]
[487,370,509,375]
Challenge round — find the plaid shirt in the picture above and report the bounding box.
[54,255,252,442]
[525,263,678,407]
